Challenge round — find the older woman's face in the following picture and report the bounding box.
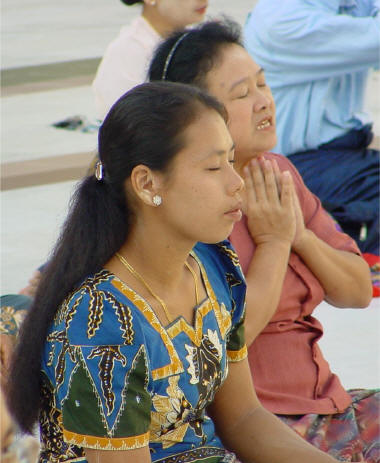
[205,44,277,169]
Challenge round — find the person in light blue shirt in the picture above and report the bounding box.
[244,0,380,254]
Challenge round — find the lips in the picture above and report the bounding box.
[225,202,243,218]
[195,5,208,14]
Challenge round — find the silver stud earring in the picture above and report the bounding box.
[152,195,162,206]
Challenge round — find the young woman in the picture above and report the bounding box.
[7,82,335,463]
[92,0,208,119]
[148,20,378,462]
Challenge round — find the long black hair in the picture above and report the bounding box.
[148,18,243,88]
[7,81,227,433]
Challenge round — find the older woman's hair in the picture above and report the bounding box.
[149,18,243,88]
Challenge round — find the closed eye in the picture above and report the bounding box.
[257,76,267,88]
[237,90,249,99]
[208,160,235,171]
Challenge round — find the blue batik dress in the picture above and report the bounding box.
[39,241,247,463]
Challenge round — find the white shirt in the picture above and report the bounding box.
[92,16,161,119]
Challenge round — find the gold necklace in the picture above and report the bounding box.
[115,252,199,324]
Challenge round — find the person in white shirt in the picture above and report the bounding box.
[92,0,208,119]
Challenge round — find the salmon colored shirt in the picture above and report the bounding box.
[229,152,361,415]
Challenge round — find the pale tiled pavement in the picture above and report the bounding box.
[1,0,379,389]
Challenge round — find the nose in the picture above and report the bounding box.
[227,165,244,196]
[253,91,271,113]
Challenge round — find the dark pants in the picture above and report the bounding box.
[288,126,379,254]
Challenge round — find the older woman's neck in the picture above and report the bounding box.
[235,151,265,177]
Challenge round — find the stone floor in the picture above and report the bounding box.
[1,0,379,389]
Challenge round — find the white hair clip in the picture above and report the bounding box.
[95,161,104,181]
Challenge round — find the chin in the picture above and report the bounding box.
[202,232,232,244]
[258,138,277,153]
[267,133,277,150]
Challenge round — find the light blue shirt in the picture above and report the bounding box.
[244,0,380,156]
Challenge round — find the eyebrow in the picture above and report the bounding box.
[229,68,265,92]
[211,142,235,157]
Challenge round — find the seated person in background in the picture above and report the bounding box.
[0,294,32,389]
[1,296,39,463]
[148,19,378,462]
[243,0,380,255]
[0,386,40,463]
[6,82,336,463]
[92,0,208,119]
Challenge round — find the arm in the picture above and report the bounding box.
[0,334,16,389]
[291,178,372,308]
[85,446,151,463]
[245,0,380,85]
[18,269,42,298]
[241,158,294,344]
[208,358,337,462]
[292,226,372,308]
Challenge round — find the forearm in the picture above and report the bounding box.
[293,230,372,307]
[85,447,151,463]
[248,5,380,80]
[219,406,337,463]
[244,240,290,344]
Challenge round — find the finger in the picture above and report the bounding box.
[280,170,294,210]
[271,159,282,194]
[262,159,280,204]
[250,159,267,203]
[243,164,257,203]
[292,180,304,218]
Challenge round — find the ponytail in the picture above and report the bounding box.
[7,174,130,432]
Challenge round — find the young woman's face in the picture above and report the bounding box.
[205,44,277,169]
[159,108,243,244]
[156,0,208,29]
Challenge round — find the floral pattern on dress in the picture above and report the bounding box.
[39,241,247,463]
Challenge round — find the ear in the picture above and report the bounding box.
[130,164,161,206]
